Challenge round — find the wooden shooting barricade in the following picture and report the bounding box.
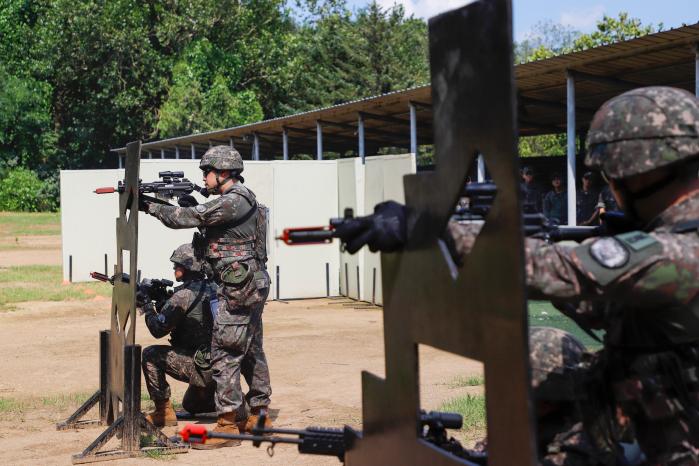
[57,141,188,463]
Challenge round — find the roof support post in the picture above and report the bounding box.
[409,102,418,155]
[282,128,289,161]
[229,137,235,149]
[175,146,180,159]
[695,43,699,96]
[253,133,260,161]
[477,155,486,182]
[358,114,366,164]
[147,151,153,159]
[316,121,323,161]
[208,140,212,148]
[118,154,123,169]
[566,71,577,226]
[160,149,165,159]
[191,143,196,159]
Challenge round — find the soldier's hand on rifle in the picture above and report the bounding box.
[178,194,198,207]
[334,201,407,254]
[138,197,152,213]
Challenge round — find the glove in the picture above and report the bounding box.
[178,194,198,207]
[138,197,151,213]
[334,201,407,254]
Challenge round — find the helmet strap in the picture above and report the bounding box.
[214,171,233,193]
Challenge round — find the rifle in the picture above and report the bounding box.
[90,271,174,311]
[94,171,209,205]
[177,410,479,463]
[276,182,635,246]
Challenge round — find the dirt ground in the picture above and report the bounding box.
[0,296,482,465]
[0,235,62,266]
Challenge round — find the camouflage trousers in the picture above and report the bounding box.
[141,345,215,414]
[211,294,272,416]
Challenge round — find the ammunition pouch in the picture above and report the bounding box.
[220,261,253,286]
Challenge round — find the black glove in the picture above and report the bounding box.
[334,201,407,254]
[138,197,151,212]
[178,194,198,207]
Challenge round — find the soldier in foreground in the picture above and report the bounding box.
[141,146,272,448]
[334,86,699,465]
[141,244,217,426]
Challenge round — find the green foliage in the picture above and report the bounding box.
[0,168,45,212]
[440,394,486,433]
[515,12,661,156]
[571,13,662,51]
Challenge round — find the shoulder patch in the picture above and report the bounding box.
[589,237,629,269]
[195,204,207,213]
[615,231,659,252]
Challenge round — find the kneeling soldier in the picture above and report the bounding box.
[142,243,217,427]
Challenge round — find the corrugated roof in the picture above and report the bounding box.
[115,22,699,159]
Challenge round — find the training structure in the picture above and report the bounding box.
[345,1,536,465]
[57,142,188,463]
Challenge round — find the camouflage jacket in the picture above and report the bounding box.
[147,183,269,309]
[448,190,699,348]
[145,279,215,352]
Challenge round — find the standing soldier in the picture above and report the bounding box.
[141,146,272,448]
[142,244,217,426]
[334,87,699,464]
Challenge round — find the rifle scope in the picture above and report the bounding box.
[159,171,185,178]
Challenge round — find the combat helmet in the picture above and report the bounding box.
[199,145,244,173]
[586,86,699,179]
[170,243,204,273]
[529,327,586,401]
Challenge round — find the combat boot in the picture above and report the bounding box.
[244,406,272,433]
[192,412,241,449]
[144,399,178,427]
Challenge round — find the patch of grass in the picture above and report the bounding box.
[0,265,111,310]
[440,394,486,433]
[0,392,93,417]
[447,374,484,388]
[0,211,60,236]
[143,447,175,461]
[528,300,603,350]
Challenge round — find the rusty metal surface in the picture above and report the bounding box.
[107,140,140,423]
[346,1,537,465]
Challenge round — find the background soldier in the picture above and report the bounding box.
[334,86,699,464]
[141,146,272,449]
[142,243,217,427]
[521,166,543,214]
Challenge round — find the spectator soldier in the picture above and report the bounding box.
[576,172,599,226]
[142,146,272,449]
[521,166,543,214]
[543,172,567,225]
[142,243,217,426]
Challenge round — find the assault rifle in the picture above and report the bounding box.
[276,182,635,246]
[90,271,174,310]
[94,171,209,205]
[177,410,478,463]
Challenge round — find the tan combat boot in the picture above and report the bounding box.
[244,406,272,433]
[144,399,178,427]
[192,412,241,450]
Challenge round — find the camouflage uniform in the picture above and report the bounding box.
[142,244,217,414]
[146,146,271,418]
[451,87,699,465]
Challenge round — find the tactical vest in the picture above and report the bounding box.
[205,184,268,268]
[169,280,213,352]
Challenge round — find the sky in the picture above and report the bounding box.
[345,0,698,41]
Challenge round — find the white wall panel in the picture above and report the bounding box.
[337,158,364,299]
[60,169,123,282]
[272,161,339,299]
[362,153,416,304]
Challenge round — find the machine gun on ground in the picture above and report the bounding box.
[177,410,479,463]
[276,182,635,247]
[94,171,209,206]
[90,271,174,311]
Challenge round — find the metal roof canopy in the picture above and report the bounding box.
[114,22,699,162]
